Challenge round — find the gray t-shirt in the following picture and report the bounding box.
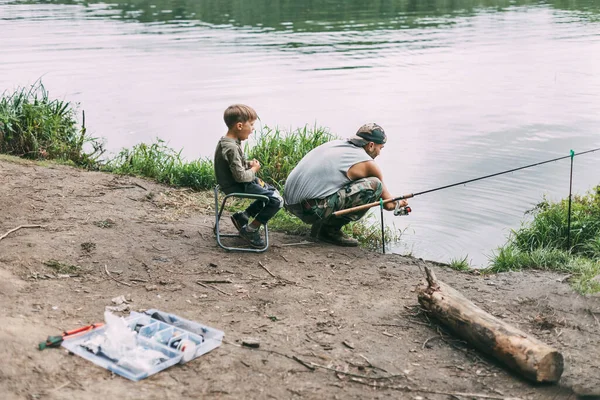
[284,140,372,205]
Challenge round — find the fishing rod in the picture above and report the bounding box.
[333,147,600,217]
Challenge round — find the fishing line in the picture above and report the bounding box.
[335,146,600,217]
[402,146,600,201]
[332,147,600,253]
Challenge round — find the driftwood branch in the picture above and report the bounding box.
[424,266,440,292]
[417,266,563,383]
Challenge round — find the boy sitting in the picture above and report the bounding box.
[213,104,283,248]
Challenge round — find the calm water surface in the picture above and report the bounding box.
[2,0,600,266]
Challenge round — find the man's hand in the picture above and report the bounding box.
[384,199,408,211]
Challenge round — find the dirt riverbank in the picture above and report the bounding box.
[1,156,599,400]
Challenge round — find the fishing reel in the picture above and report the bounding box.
[393,202,412,216]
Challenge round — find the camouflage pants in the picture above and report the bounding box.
[285,177,383,230]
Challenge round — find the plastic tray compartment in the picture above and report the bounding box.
[126,314,154,334]
[139,309,225,358]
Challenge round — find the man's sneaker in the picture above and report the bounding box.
[310,221,324,239]
[239,225,265,248]
[318,228,359,247]
[231,211,249,232]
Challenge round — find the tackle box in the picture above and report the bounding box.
[61,309,224,381]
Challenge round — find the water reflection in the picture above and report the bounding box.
[15,0,600,30]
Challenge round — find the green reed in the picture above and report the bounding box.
[486,186,600,293]
[0,82,102,167]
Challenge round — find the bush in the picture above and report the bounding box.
[0,82,102,167]
[487,186,600,293]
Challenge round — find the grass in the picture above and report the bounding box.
[102,139,216,190]
[343,215,403,250]
[268,210,311,236]
[448,255,472,271]
[43,259,81,274]
[0,82,103,167]
[485,187,600,294]
[510,188,600,257]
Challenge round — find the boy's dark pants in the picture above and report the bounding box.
[224,178,282,225]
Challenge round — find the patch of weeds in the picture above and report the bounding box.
[43,259,80,274]
[0,80,104,167]
[488,187,600,294]
[81,242,96,253]
[343,214,404,250]
[268,211,310,236]
[94,219,115,228]
[448,255,471,271]
[102,139,216,190]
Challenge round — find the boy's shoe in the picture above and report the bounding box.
[231,211,249,232]
[317,228,358,247]
[239,225,265,248]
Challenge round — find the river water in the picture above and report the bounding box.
[1,0,599,266]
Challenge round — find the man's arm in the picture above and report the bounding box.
[347,161,407,211]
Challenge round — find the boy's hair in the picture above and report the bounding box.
[223,104,258,129]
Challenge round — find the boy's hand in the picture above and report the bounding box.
[250,159,261,172]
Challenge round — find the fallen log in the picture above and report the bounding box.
[417,267,563,383]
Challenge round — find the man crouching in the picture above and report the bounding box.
[284,123,408,247]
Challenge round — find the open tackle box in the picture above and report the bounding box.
[61,309,224,381]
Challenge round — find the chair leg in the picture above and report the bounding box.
[213,189,269,253]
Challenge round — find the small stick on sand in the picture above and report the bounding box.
[197,281,232,296]
[104,264,131,287]
[0,225,44,242]
[258,261,276,278]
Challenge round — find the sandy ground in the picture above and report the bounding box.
[1,156,599,400]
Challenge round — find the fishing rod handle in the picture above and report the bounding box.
[333,200,391,216]
[332,193,414,217]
